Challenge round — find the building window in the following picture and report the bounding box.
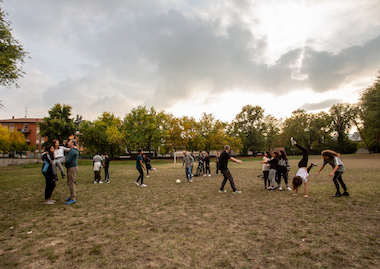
[9,123,14,131]
[2,123,8,128]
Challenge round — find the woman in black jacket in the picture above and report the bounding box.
[42,145,56,205]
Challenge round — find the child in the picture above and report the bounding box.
[277,150,291,191]
[260,151,271,189]
[41,145,56,204]
[261,151,279,190]
[93,152,103,183]
[316,150,349,197]
[291,137,317,197]
[103,153,110,183]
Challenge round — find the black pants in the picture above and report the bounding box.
[136,168,144,184]
[44,173,56,200]
[296,144,309,168]
[205,163,210,174]
[220,169,237,192]
[333,171,347,193]
[263,170,269,186]
[277,169,288,186]
[216,162,219,174]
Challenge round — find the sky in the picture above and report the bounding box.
[1,0,380,123]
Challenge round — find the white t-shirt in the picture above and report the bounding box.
[262,156,271,171]
[54,146,70,159]
[296,168,309,183]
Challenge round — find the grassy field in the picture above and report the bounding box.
[0,154,379,268]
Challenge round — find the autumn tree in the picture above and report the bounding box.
[79,112,124,158]
[0,125,29,156]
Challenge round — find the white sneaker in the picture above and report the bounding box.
[134,182,139,186]
[291,137,296,146]
[208,174,211,177]
[203,174,207,177]
[146,175,150,178]
[141,184,147,187]
[99,181,103,184]
[286,186,292,191]
[311,163,317,167]
[278,186,283,191]
[94,181,97,184]
[152,168,156,171]
[106,180,110,183]
[44,200,54,205]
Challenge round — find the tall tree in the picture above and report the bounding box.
[79,112,124,158]
[0,4,27,88]
[262,115,281,151]
[329,103,358,153]
[39,104,76,144]
[197,112,228,152]
[359,69,380,152]
[231,105,265,155]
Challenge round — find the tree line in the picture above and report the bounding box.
[37,70,380,159]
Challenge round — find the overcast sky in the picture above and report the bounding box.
[1,0,379,123]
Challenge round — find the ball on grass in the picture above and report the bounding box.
[176,179,181,184]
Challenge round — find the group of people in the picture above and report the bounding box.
[182,150,221,182]
[92,152,111,184]
[260,137,349,198]
[41,137,79,205]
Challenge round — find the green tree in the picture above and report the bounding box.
[231,105,265,155]
[122,106,167,156]
[329,103,358,153]
[165,114,185,153]
[0,4,27,88]
[80,112,124,158]
[360,70,380,152]
[180,116,202,151]
[0,125,28,156]
[39,104,76,144]
[262,115,281,152]
[197,113,228,152]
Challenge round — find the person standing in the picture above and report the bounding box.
[93,152,103,184]
[41,145,56,205]
[65,139,79,205]
[215,151,220,176]
[204,152,211,177]
[103,153,110,183]
[143,154,152,178]
[135,149,146,187]
[218,145,243,194]
[261,151,271,189]
[182,150,194,182]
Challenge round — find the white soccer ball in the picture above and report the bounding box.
[176,179,181,184]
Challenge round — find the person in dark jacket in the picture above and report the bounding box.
[42,145,56,205]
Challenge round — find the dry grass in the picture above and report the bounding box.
[0,154,379,268]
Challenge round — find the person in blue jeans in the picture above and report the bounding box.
[135,149,146,187]
[182,151,194,182]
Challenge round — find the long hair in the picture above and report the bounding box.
[321,150,340,159]
[52,139,59,149]
[265,151,272,158]
[292,176,303,190]
[279,150,288,160]
[44,145,55,160]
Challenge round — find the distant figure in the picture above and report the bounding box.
[135,149,146,187]
[215,151,220,176]
[277,150,291,191]
[218,145,243,194]
[204,152,211,177]
[103,153,110,183]
[261,151,279,190]
[93,152,103,184]
[261,151,271,189]
[143,154,156,178]
[316,149,349,197]
[182,150,194,182]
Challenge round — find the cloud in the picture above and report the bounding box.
[299,99,342,112]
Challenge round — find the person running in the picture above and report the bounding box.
[277,150,291,191]
[260,151,271,189]
[41,145,56,205]
[143,154,156,178]
[135,149,146,187]
[316,150,349,197]
[182,151,194,182]
[291,137,317,198]
[51,139,70,181]
[204,152,211,177]
[218,145,243,194]
[93,152,103,184]
[103,153,110,183]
